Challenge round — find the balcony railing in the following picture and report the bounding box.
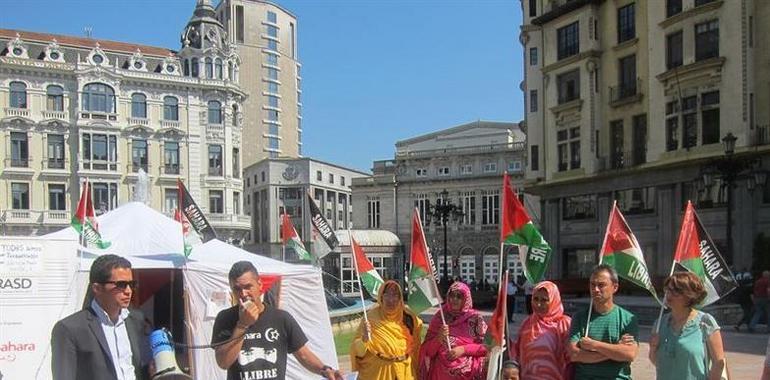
[42,158,67,170]
[43,210,69,224]
[610,79,641,103]
[208,167,223,176]
[160,120,181,129]
[600,148,646,171]
[127,117,149,126]
[81,160,119,171]
[6,157,30,168]
[160,164,182,176]
[754,125,770,146]
[41,110,68,120]
[207,214,251,225]
[128,163,149,173]
[5,107,30,118]
[80,112,118,121]
[4,209,34,223]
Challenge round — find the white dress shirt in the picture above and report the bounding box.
[91,299,136,380]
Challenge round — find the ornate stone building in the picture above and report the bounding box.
[0,0,250,240]
[521,0,770,283]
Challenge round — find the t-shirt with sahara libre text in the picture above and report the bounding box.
[211,305,308,380]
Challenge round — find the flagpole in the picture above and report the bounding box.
[585,200,616,337]
[348,229,370,336]
[281,214,286,262]
[414,210,451,350]
[498,241,507,380]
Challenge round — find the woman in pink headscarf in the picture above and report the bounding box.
[511,281,572,380]
[418,281,488,380]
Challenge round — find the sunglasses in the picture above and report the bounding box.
[99,280,138,290]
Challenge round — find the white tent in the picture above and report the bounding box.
[39,202,337,380]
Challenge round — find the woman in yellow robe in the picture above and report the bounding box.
[350,280,423,380]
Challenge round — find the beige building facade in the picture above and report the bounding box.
[0,1,250,239]
[521,0,770,283]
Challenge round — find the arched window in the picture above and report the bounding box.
[205,58,213,78]
[228,62,234,80]
[46,85,64,111]
[208,100,222,124]
[163,96,179,121]
[232,104,239,126]
[82,83,115,113]
[9,82,27,109]
[215,58,223,79]
[131,93,147,118]
[191,58,199,77]
[183,59,190,76]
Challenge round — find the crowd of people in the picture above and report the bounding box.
[51,254,768,380]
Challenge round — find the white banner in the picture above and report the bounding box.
[0,236,80,380]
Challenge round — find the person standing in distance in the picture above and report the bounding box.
[51,254,151,380]
[211,261,343,380]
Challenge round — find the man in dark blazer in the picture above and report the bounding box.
[51,254,151,380]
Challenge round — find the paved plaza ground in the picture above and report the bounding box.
[336,308,766,379]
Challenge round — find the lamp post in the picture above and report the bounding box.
[700,133,767,264]
[427,189,464,290]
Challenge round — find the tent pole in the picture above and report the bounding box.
[169,270,175,336]
[183,285,194,378]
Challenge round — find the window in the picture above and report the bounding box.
[414,195,431,226]
[529,0,536,17]
[529,90,538,112]
[267,95,280,108]
[91,182,118,214]
[164,142,180,175]
[617,55,636,99]
[557,22,579,60]
[81,133,118,170]
[701,91,720,145]
[10,132,28,167]
[695,20,719,61]
[131,139,148,173]
[184,59,190,76]
[416,168,428,177]
[557,70,580,104]
[328,173,334,184]
[268,137,280,150]
[460,192,476,225]
[208,100,222,124]
[131,93,146,118]
[265,53,278,66]
[460,164,472,175]
[438,166,450,176]
[265,81,279,93]
[49,184,66,211]
[529,47,538,65]
[9,82,27,108]
[562,194,596,220]
[267,10,277,23]
[266,109,279,122]
[46,85,64,111]
[482,190,500,225]
[215,58,223,79]
[267,39,278,51]
[163,96,179,121]
[564,248,597,279]
[695,0,716,6]
[531,145,539,171]
[47,134,65,169]
[617,3,635,43]
[11,183,29,209]
[235,5,244,42]
[316,170,322,181]
[682,96,697,148]
[666,0,682,18]
[267,67,278,80]
[666,100,679,151]
[267,24,278,38]
[615,187,655,215]
[233,192,241,214]
[483,162,497,173]
[508,161,522,172]
[82,83,115,113]
[367,199,381,228]
[557,127,581,171]
[632,114,647,165]
[208,145,223,176]
[610,120,624,169]
[341,176,346,186]
[205,58,213,78]
[164,188,178,213]
[191,58,199,77]
[232,148,240,178]
[290,23,296,58]
[666,31,683,70]
[209,190,224,213]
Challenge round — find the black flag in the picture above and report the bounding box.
[178,179,217,242]
[307,192,339,251]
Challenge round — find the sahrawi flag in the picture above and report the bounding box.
[351,235,384,298]
[500,172,552,283]
[407,209,442,314]
[281,213,311,261]
[674,201,738,306]
[600,202,660,304]
[71,179,111,249]
[173,209,193,257]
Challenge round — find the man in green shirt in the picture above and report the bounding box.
[568,264,639,380]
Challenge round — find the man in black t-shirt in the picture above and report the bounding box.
[211,261,343,380]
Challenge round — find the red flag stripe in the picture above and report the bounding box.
[500,172,532,242]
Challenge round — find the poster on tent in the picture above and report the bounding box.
[0,237,80,380]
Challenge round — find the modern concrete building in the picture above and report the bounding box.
[520,0,769,283]
[214,0,303,165]
[0,0,250,239]
[243,157,369,259]
[351,121,535,287]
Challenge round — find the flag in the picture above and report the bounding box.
[174,209,193,257]
[489,271,509,347]
[673,201,738,306]
[600,203,660,304]
[71,179,111,249]
[178,179,217,242]
[500,172,552,283]
[306,192,339,257]
[281,213,311,261]
[407,209,442,314]
[351,235,384,298]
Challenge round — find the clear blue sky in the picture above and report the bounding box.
[1,0,524,173]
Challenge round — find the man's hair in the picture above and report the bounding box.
[228,261,259,283]
[592,264,619,284]
[89,254,132,284]
[665,271,707,307]
[502,360,520,370]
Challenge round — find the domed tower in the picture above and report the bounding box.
[179,0,239,81]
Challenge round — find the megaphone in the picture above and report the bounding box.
[149,329,192,380]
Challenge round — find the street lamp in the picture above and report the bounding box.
[426,189,464,290]
[699,133,767,264]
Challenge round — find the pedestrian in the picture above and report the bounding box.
[51,254,152,380]
[568,264,638,380]
[750,270,770,333]
[501,360,520,380]
[211,261,343,380]
[649,272,728,380]
[523,279,534,315]
[735,267,755,331]
[507,276,518,323]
